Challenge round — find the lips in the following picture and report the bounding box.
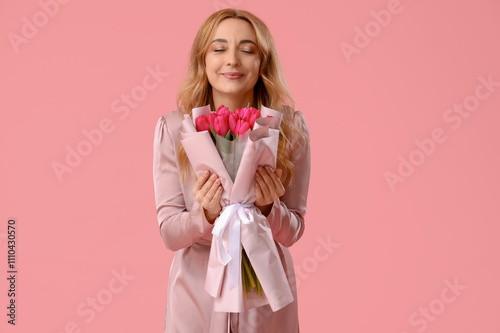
[222,72,244,79]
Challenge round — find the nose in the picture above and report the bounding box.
[226,47,240,66]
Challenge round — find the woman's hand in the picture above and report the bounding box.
[254,165,285,216]
[193,170,223,224]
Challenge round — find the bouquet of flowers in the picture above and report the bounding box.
[194,103,275,182]
[179,103,293,312]
[196,103,264,299]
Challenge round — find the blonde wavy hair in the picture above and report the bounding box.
[176,8,309,187]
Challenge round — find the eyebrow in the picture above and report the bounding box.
[211,38,256,46]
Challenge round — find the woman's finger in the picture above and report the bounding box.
[210,183,223,205]
[255,168,271,199]
[257,166,277,197]
[205,177,221,203]
[198,173,218,198]
[265,165,285,196]
[254,182,263,204]
[265,167,285,196]
[195,178,214,207]
[193,170,210,195]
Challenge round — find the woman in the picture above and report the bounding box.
[153,8,311,333]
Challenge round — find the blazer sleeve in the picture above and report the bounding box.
[265,110,311,247]
[153,115,214,251]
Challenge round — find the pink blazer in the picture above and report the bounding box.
[152,108,311,332]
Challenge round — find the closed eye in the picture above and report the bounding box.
[214,49,254,54]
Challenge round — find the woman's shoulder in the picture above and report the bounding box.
[154,110,186,147]
[280,105,308,134]
[161,109,184,124]
[156,110,184,132]
[281,105,310,159]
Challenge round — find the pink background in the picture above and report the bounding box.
[1,0,499,332]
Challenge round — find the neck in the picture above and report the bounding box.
[212,91,254,112]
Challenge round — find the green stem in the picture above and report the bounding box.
[242,250,256,289]
[242,263,248,299]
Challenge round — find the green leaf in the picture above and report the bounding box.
[208,124,216,137]
[224,129,231,140]
[247,102,250,108]
[208,125,216,144]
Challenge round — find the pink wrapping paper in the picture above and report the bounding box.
[179,104,294,313]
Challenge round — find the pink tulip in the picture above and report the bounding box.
[229,113,238,136]
[196,115,209,132]
[234,118,241,135]
[216,104,230,116]
[220,116,230,137]
[248,112,259,129]
[240,107,251,120]
[251,107,259,117]
[238,120,250,135]
[236,107,245,119]
[213,115,229,137]
[212,117,221,135]
[234,108,241,118]
[194,106,266,140]
[207,113,216,129]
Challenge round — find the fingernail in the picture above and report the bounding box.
[204,170,209,176]
[255,172,260,178]
[265,166,271,171]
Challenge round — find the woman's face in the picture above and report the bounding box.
[205,18,261,106]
